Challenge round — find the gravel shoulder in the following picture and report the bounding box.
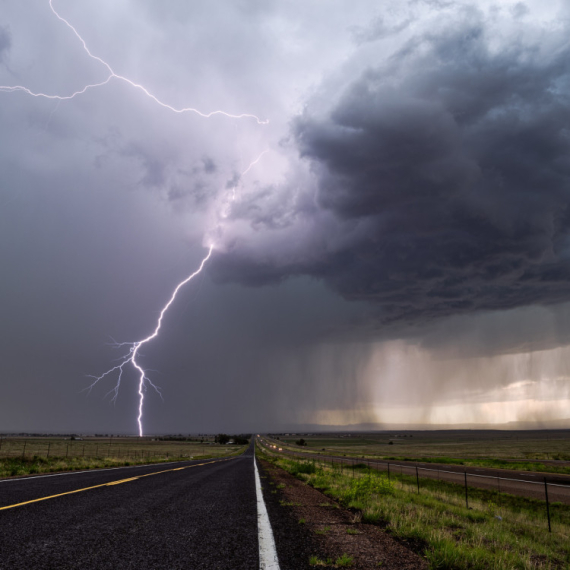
[258,458,427,570]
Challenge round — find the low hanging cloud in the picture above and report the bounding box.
[210,10,570,325]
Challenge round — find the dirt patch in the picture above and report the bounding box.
[258,458,427,569]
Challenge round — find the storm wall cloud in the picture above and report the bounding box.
[213,10,570,324]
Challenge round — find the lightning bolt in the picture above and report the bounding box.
[1,1,270,435]
[88,148,269,437]
[0,1,268,124]
[87,247,213,437]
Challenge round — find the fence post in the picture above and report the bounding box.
[464,471,469,509]
[352,459,355,478]
[47,442,51,458]
[416,466,420,494]
[22,441,26,458]
[387,462,390,481]
[497,476,501,506]
[83,445,85,457]
[544,477,552,533]
[66,444,69,458]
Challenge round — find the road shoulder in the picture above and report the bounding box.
[257,458,427,570]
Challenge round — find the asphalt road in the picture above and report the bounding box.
[0,449,259,569]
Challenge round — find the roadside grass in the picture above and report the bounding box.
[0,446,246,478]
[258,446,570,570]
[272,432,570,475]
[379,456,570,476]
[309,554,353,568]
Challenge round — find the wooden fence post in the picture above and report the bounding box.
[544,477,551,533]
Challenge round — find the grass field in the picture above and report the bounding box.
[273,431,570,475]
[0,435,246,478]
[258,443,570,570]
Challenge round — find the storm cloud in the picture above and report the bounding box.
[2,0,570,434]
[211,10,570,324]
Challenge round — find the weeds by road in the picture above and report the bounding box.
[258,446,570,569]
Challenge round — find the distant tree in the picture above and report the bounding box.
[295,438,307,447]
[215,434,230,445]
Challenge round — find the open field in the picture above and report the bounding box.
[0,435,246,478]
[258,443,570,570]
[273,430,570,475]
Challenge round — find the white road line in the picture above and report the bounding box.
[254,447,280,570]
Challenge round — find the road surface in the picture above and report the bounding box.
[0,450,260,569]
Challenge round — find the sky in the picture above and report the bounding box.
[1,0,570,434]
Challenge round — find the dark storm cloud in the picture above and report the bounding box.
[212,16,570,324]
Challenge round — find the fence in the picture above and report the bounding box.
[258,437,570,533]
[0,438,213,462]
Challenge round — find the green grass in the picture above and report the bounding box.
[309,555,333,567]
[380,456,570,476]
[335,553,354,567]
[271,431,570,475]
[258,444,570,570]
[0,443,246,478]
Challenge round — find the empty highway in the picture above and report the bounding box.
[0,449,260,569]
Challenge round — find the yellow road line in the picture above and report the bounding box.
[0,458,233,512]
[105,477,140,486]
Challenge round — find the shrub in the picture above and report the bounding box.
[290,460,318,476]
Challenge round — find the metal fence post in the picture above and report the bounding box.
[544,477,552,533]
[22,441,26,458]
[464,471,469,509]
[47,442,51,458]
[387,462,390,481]
[416,466,420,494]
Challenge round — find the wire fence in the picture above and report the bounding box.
[0,438,222,462]
[259,438,570,533]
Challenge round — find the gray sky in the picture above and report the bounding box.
[1,0,570,434]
